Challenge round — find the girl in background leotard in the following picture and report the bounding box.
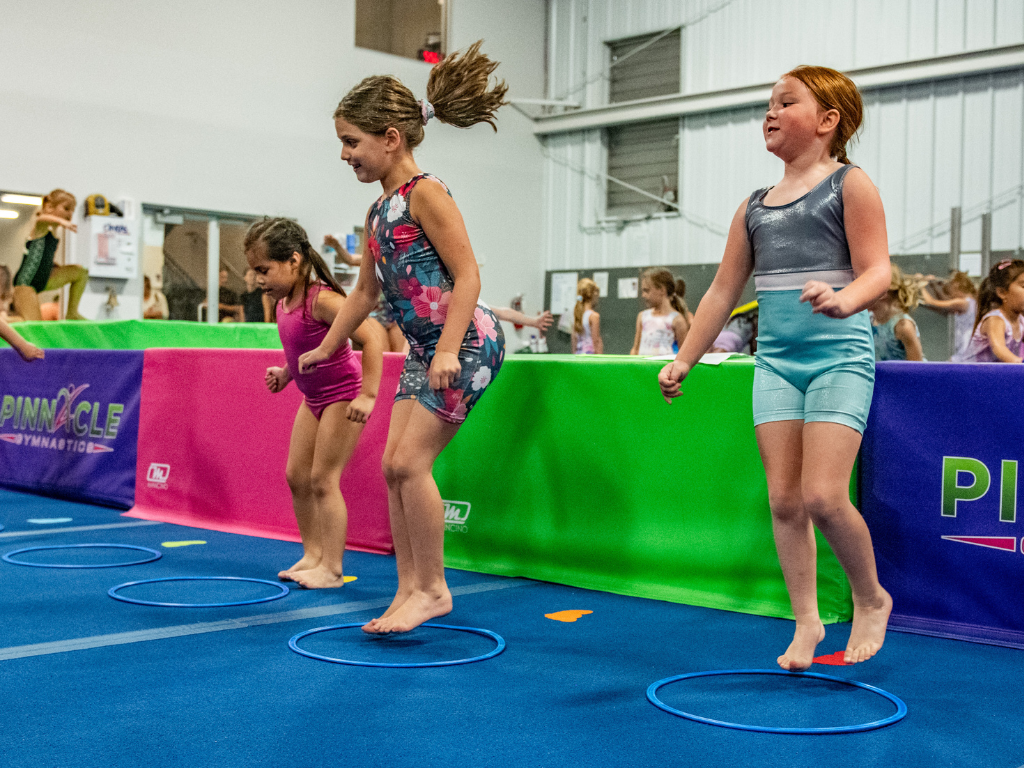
[659,65,893,671]
[298,41,507,633]
[630,268,690,355]
[246,218,385,589]
[571,278,602,354]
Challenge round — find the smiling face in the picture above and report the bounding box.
[763,76,837,160]
[335,117,400,185]
[245,243,300,302]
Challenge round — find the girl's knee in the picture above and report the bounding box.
[285,466,311,495]
[308,468,339,499]
[767,489,803,523]
[382,452,421,488]
[801,488,848,524]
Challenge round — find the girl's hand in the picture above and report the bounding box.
[533,311,553,332]
[323,234,342,251]
[17,342,44,363]
[298,346,330,374]
[659,360,692,403]
[265,366,291,393]
[800,280,851,318]
[428,350,461,390]
[346,394,376,423]
[64,221,78,233]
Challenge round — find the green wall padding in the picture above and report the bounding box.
[435,355,854,623]
[7,320,282,350]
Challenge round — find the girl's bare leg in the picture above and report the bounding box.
[12,286,41,321]
[802,421,891,664]
[280,403,321,580]
[387,323,410,354]
[757,419,825,671]
[290,401,364,589]
[45,265,89,320]
[367,401,459,634]
[363,399,418,631]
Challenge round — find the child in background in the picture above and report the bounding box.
[870,265,924,361]
[12,189,89,321]
[961,259,1024,363]
[245,218,386,589]
[630,268,690,355]
[919,270,977,361]
[298,41,507,632]
[0,266,22,322]
[572,278,603,354]
[658,65,892,670]
[711,300,758,354]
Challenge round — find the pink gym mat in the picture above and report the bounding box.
[125,348,403,554]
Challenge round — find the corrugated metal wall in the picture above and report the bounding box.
[543,0,1024,270]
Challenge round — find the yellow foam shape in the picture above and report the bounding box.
[343,575,358,583]
[545,609,593,623]
[161,540,207,548]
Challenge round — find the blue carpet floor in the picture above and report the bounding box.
[1,488,1022,768]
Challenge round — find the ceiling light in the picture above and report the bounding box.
[0,210,19,219]
[0,194,43,206]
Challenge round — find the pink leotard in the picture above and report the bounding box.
[277,283,362,419]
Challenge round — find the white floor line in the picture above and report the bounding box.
[0,520,163,539]
[0,578,528,661]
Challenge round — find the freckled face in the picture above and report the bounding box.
[763,76,826,158]
[335,117,391,184]
[245,245,299,302]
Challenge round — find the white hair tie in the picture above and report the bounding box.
[419,99,435,126]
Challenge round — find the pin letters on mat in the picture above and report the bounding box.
[861,361,1024,647]
[0,349,142,508]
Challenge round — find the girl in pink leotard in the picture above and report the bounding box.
[245,218,386,589]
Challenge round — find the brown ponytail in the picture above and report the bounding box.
[573,278,599,334]
[784,65,863,164]
[335,40,507,152]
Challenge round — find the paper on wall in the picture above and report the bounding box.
[592,271,609,297]
[550,271,579,315]
[617,277,639,299]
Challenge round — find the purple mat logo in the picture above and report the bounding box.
[443,500,471,533]
[0,383,125,455]
[941,455,1020,554]
[147,463,170,490]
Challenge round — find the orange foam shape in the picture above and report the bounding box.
[545,610,593,623]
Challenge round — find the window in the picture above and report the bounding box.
[607,28,681,104]
[355,0,446,63]
[605,119,679,218]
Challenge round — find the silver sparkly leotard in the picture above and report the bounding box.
[745,165,876,433]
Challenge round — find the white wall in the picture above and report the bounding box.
[0,0,547,321]
[543,0,1024,271]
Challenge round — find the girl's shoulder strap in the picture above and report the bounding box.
[403,173,452,199]
[746,187,771,212]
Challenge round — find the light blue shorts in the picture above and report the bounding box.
[751,291,876,434]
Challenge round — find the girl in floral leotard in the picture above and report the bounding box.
[299,41,507,634]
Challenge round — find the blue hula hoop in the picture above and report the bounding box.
[108,576,290,607]
[3,543,162,569]
[647,669,907,734]
[289,622,506,668]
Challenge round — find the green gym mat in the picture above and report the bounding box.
[435,354,854,623]
[7,320,282,349]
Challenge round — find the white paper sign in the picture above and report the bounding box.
[592,271,609,297]
[550,271,579,315]
[617,277,639,299]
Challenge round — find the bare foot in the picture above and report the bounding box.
[363,587,452,634]
[845,588,892,664]
[289,565,348,589]
[777,620,825,672]
[361,587,413,633]
[278,555,319,582]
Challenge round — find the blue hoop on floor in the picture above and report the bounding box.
[288,622,506,667]
[108,576,289,607]
[647,669,907,734]
[3,543,162,569]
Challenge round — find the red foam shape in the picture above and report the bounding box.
[813,650,848,666]
[941,535,1017,552]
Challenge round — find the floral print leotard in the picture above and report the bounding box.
[368,173,504,423]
